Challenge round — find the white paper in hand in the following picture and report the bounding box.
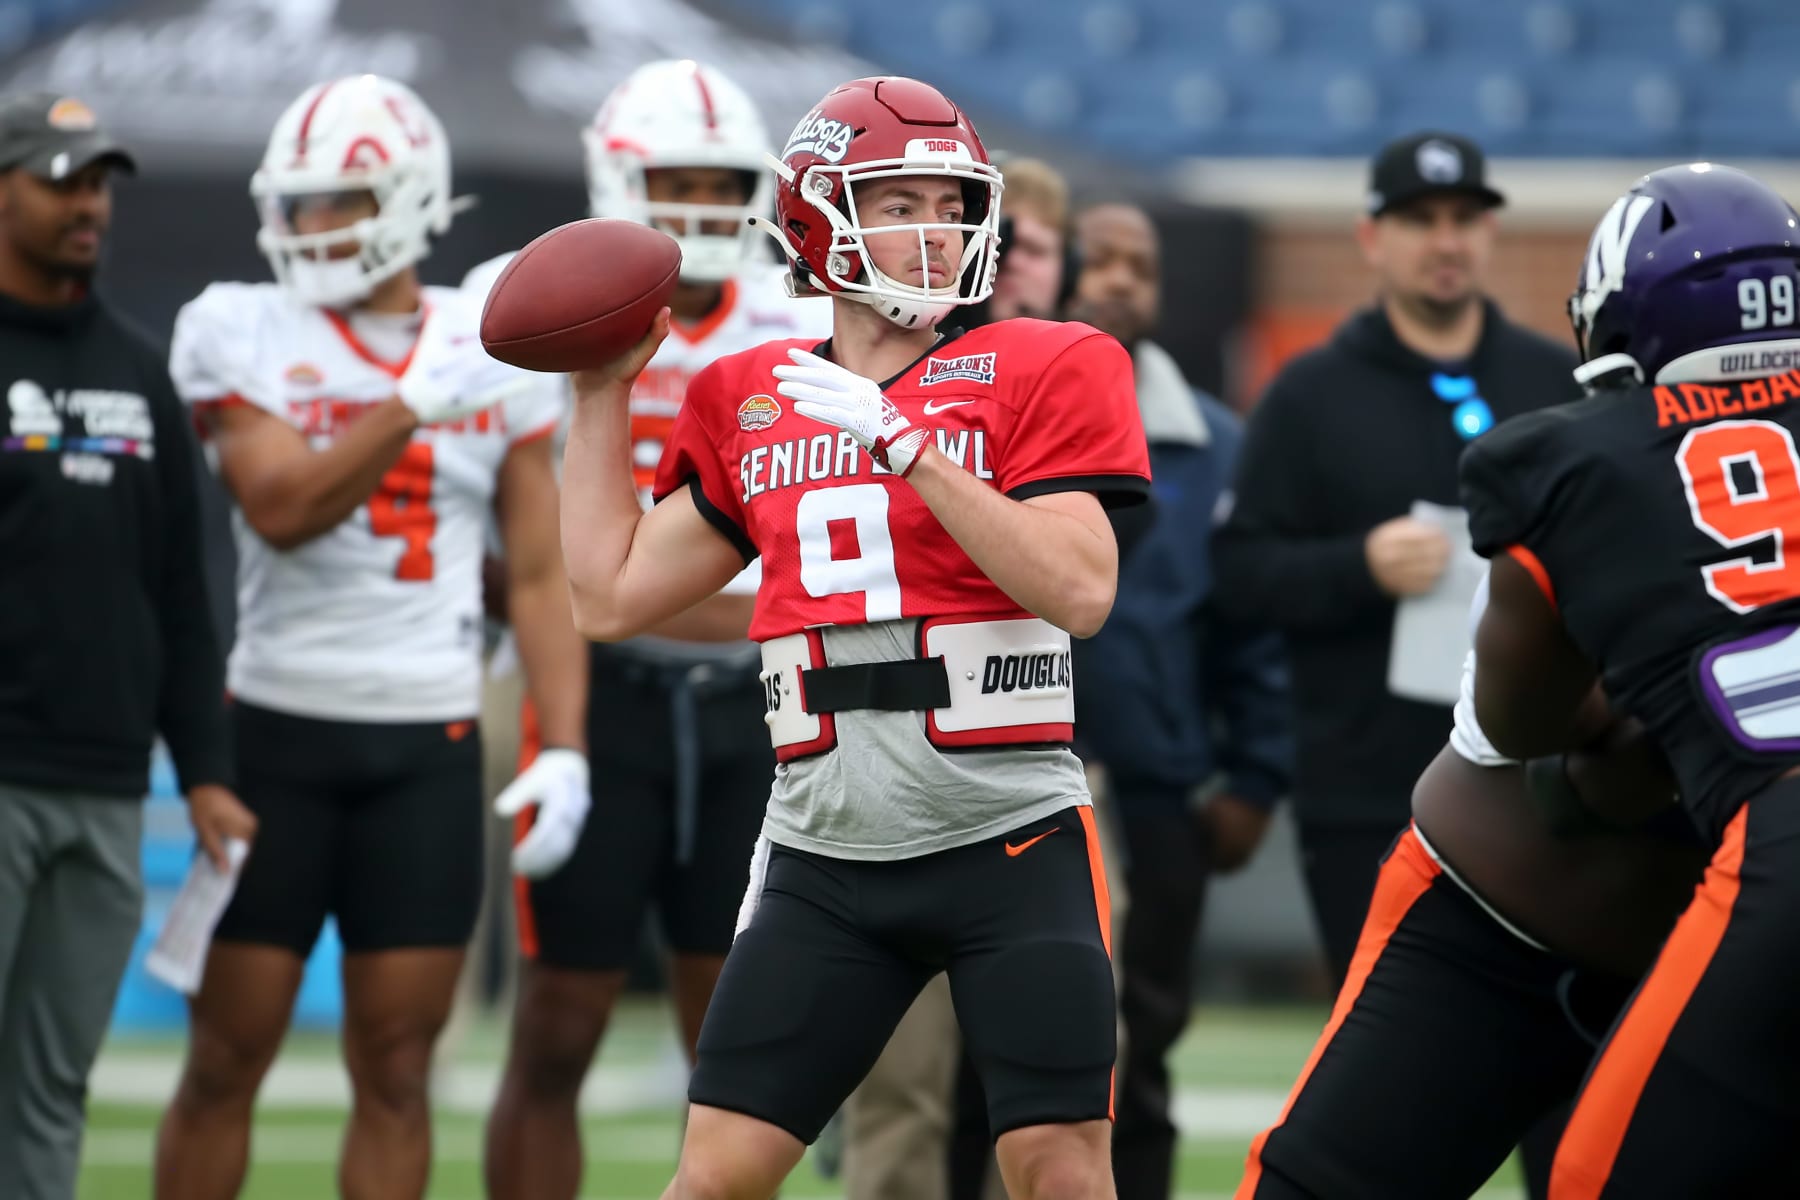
[1387,500,1487,705]
[145,838,250,995]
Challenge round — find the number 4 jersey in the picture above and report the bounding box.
[653,318,1152,642]
[1461,369,1800,840]
[170,282,564,722]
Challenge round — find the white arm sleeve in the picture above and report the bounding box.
[1450,569,1517,766]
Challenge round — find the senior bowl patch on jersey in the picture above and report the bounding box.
[737,393,781,432]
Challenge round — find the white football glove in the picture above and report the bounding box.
[493,748,591,879]
[397,299,536,426]
[771,348,929,477]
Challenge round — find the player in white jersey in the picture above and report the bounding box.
[470,60,834,1200]
[152,76,589,1200]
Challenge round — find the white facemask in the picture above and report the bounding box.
[284,255,374,308]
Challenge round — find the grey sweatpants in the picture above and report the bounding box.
[0,781,144,1200]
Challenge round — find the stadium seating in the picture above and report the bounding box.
[0,0,123,57]
[723,0,1800,159]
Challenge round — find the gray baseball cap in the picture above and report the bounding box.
[0,92,136,181]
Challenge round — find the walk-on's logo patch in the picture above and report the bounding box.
[737,393,781,432]
[285,363,323,386]
[920,352,997,386]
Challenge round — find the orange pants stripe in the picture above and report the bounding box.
[1076,804,1116,1119]
[1236,825,1441,1199]
[1548,804,1749,1200]
[1076,805,1113,960]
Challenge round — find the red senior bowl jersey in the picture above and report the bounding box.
[651,318,1151,642]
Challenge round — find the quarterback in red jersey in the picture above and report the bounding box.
[560,76,1149,1200]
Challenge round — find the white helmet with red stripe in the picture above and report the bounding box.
[582,59,772,285]
[251,75,456,307]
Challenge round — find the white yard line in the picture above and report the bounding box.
[82,1122,683,1166]
[84,1053,1524,1199]
[94,1050,1287,1139]
[1171,1086,1287,1139]
[89,1053,687,1115]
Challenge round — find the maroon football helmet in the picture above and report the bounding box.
[752,76,1004,329]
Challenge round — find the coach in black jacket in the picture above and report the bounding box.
[0,92,254,1200]
[1214,133,1579,989]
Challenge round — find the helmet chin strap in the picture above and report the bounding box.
[747,212,951,328]
[863,290,952,330]
[749,213,824,301]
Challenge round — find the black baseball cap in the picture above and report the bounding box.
[1366,131,1503,217]
[0,92,135,181]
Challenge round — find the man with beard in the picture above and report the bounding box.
[0,92,255,1199]
[1213,132,1580,1196]
[1065,201,1294,1200]
[1214,132,1578,988]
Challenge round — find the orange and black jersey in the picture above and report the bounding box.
[1461,371,1800,840]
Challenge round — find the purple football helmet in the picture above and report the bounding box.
[1570,163,1800,383]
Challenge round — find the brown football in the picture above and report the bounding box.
[479,218,681,372]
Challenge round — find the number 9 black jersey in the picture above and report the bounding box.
[1461,370,1800,840]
